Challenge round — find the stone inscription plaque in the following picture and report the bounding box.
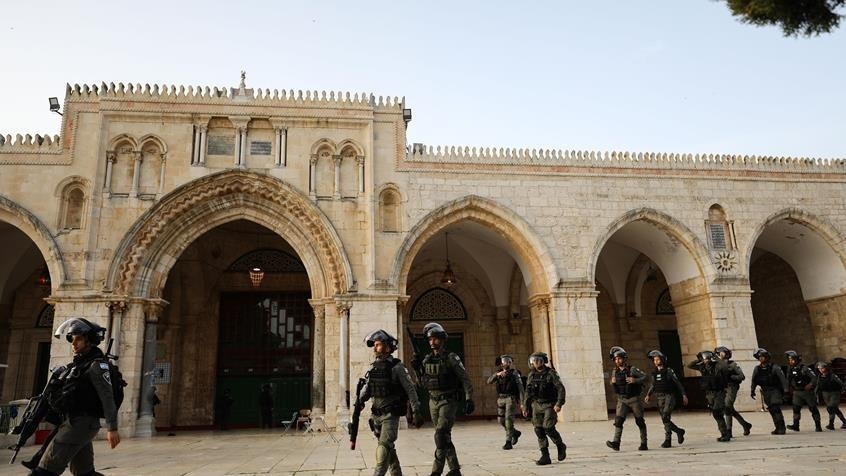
[250,140,272,155]
[207,135,235,155]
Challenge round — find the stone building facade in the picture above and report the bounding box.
[1,77,845,437]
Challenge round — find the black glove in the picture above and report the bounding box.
[464,399,475,415]
[412,412,424,428]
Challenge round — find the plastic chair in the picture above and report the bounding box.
[279,411,299,434]
[303,414,339,443]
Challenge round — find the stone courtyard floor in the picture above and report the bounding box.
[2,410,845,475]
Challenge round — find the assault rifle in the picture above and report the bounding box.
[404,326,427,426]
[8,366,66,465]
[348,377,367,450]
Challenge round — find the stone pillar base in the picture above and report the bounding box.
[134,415,156,438]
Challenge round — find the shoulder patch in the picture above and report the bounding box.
[102,369,112,386]
[99,362,110,370]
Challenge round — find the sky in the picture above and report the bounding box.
[0,1,844,159]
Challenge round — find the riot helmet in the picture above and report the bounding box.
[697,350,716,363]
[609,346,627,360]
[364,329,398,352]
[499,354,513,367]
[647,349,667,363]
[528,352,548,367]
[752,348,770,359]
[423,322,448,339]
[714,346,732,359]
[784,350,801,362]
[815,361,830,371]
[54,317,106,346]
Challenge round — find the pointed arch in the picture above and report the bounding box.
[310,138,336,156]
[337,139,364,157]
[138,134,168,154]
[391,195,556,297]
[0,194,67,287]
[105,170,353,299]
[108,134,137,151]
[588,208,713,285]
[745,207,846,300]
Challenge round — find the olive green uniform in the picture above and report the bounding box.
[645,366,686,447]
[421,351,473,476]
[522,367,566,461]
[361,355,421,476]
[688,358,731,441]
[722,359,752,436]
[787,363,821,431]
[817,372,846,429]
[608,364,648,449]
[751,363,789,434]
[39,347,118,475]
[486,368,524,448]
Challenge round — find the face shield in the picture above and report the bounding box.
[54,318,105,344]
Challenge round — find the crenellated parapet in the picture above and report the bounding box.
[405,144,846,174]
[0,133,62,153]
[64,82,405,110]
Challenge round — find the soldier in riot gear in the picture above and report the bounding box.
[358,329,421,476]
[750,348,789,434]
[715,346,752,437]
[688,350,732,442]
[32,318,120,476]
[419,322,473,476]
[486,354,524,450]
[784,350,822,432]
[815,361,846,430]
[521,352,566,465]
[605,346,648,451]
[644,350,687,448]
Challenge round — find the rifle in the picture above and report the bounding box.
[404,326,427,425]
[9,365,66,465]
[348,377,367,450]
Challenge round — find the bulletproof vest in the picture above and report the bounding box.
[753,365,776,387]
[368,357,400,398]
[496,369,520,396]
[788,365,810,389]
[50,353,105,418]
[651,368,674,394]
[613,366,642,397]
[526,370,557,402]
[698,363,727,391]
[818,374,841,392]
[422,353,459,392]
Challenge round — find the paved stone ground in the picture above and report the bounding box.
[2,410,845,475]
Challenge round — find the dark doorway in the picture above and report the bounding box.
[32,342,51,396]
[657,330,682,376]
[216,292,312,427]
[409,332,467,418]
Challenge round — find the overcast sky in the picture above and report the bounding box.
[1,1,843,159]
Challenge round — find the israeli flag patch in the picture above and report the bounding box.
[99,362,110,370]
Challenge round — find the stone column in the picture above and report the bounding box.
[276,127,287,167]
[157,154,166,196]
[130,151,142,198]
[337,301,352,418]
[356,156,365,195]
[309,155,318,199]
[239,127,248,167]
[233,128,242,167]
[333,155,342,199]
[192,126,201,165]
[104,152,115,196]
[309,300,326,415]
[549,283,607,422]
[528,296,551,353]
[107,300,127,354]
[136,300,167,437]
[198,125,208,166]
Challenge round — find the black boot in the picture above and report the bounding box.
[605,440,620,451]
[772,421,786,435]
[445,470,462,476]
[675,427,685,444]
[661,437,672,448]
[502,440,512,450]
[556,441,567,461]
[742,421,752,436]
[512,429,521,445]
[536,448,552,466]
[787,422,799,432]
[826,421,835,430]
[815,420,823,432]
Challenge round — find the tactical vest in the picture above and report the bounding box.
[699,364,727,391]
[422,353,459,392]
[613,367,642,397]
[496,369,520,396]
[50,357,105,418]
[368,358,400,398]
[526,370,557,402]
[818,374,842,392]
[753,365,776,387]
[788,365,810,389]
[651,368,674,394]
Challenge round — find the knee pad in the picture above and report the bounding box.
[634,417,646,429]
[534,426,547,439]
[613,416,625,428]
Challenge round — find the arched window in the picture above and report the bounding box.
[655,288,675,315]
[410,288,467,321]
[379,188,401,232]
[706,204,735,250]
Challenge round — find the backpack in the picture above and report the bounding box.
[95,358,127,409]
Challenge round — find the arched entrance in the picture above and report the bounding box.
[592,209,714,409]
[394,196,554,418]
[748,210,846,362]
[105,171,352,434]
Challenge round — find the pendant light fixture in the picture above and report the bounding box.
[440,232,457,287]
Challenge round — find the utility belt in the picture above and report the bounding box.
[430,391,458,402]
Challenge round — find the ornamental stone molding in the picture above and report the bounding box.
[106,170,352,299]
